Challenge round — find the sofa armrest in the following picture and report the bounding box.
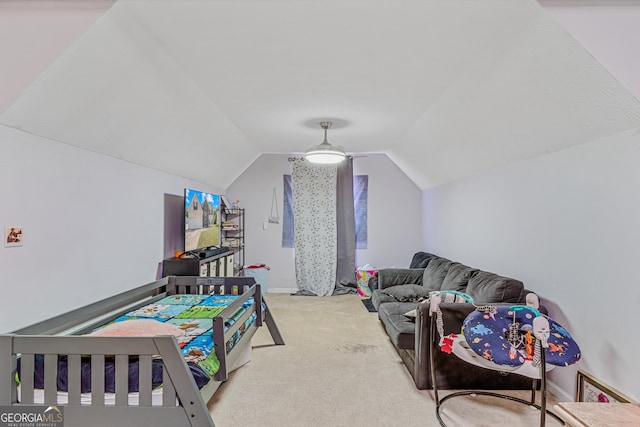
[413,300,473,389]
[377,268,424,289]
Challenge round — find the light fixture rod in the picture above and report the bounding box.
[320,121,332,144]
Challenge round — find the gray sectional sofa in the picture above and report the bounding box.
[371,252,544,390]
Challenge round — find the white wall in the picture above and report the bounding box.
[226,153,423,293]
[422,127,640,402]
[0,125,223,332]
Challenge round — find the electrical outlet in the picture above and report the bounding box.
[263,221,268,230]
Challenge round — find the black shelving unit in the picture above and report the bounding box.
[220,207,245,275]
[161,249,234,278]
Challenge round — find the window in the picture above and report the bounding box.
[354,175,368,249]
[282,175,294,248]
[282,174,368,248]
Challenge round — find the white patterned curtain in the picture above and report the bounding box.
[292,160,337,296]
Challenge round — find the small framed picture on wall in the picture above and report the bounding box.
[5,226,23,247]
[576,370,635,403]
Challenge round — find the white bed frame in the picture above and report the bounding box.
[0,276,284,427]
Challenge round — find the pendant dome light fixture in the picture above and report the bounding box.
[304,121,346,164]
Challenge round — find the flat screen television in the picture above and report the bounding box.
[184,188,220,253]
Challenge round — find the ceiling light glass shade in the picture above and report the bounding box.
[304,142,346,164]
[304,121,346,164]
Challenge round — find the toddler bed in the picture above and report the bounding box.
[0,275,284,427]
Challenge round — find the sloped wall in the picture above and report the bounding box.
[0,125,223,332]
[422,127,640,401]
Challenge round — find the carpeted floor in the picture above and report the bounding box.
[208,293,562,427]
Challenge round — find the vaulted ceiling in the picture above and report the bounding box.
[1,0,639,189]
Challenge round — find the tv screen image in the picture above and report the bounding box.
[184,188,220,253]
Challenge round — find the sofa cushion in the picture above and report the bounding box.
[381,284,431,302]
[378,302,418,349]
[465,271,524,303]
[440,264,479,292]
[422,258,454,291]
[371,289,398,311]
[409,252,437,269]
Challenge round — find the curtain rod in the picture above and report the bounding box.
[288,156,356,162]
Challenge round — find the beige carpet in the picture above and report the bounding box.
[208,293,563,427]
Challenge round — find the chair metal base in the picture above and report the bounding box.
[427,310,561,427]
[434,390,562,427]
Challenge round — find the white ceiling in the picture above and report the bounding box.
[1,0,639,189]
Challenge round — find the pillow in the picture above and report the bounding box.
[409,252,437,269]
[89,319,185,338]
[466,271,524,303]
[440,264,478,292]
[381,284,431,302]
[422,258,454,291]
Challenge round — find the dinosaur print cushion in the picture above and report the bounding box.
[462,306,580,367]
[543,318,581,366]
[462,307,527,366]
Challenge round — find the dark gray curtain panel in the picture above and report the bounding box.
[335,158,357,292]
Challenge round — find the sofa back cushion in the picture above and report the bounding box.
[422,258,454,291]
[440,264,479,292]
[409,252,437,269]
[465,271,524,303]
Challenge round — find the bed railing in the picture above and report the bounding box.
[0,275,283,427]
[0,334,214,427]
[11,278,172,336]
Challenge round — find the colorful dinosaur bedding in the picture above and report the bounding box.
[17,294,259,393]
[88,294,258,378]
